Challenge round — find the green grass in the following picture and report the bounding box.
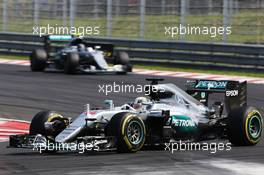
[0,54,28,60]
[0,11,263,43]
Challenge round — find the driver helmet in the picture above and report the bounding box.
[133,97,150,110]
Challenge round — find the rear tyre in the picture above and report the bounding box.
[227,106,263,146]
[64,53,79,74]
[30,49,47,72]
[114,52,132,72]
[105,113,146,153]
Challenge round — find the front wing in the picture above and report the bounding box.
[8,134,117,153]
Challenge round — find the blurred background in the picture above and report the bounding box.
[0,0,263,43]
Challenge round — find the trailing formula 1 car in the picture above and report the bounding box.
[30,35,132,74]
[9,79,263,153]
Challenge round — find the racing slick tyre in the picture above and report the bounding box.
[30,110,69,137]
[114,51,132,72]
[29,110,69,153]
[227,106,263,146]
[30,49,47,72]
[106,112,146,153]
[64,52,79,74]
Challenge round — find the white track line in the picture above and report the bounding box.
[172,72,195,77]
[0,132,27,136]
[0,118,30,124]
[150,71,177,76]
[190,74,219,79]
[0,136,8,139]
[133,69,264,82]
[134,70,162,75]
[0,129,29,133]
[0,121,7,125]
[0,138,8,142]
[0,59,29,66]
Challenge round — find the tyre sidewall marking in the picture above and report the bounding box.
[121,114,146,151]
[245,110,263,144]
[47,113,64,122]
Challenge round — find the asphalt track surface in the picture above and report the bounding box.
[0,64,264,175]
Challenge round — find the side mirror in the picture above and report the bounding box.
[104,100,114,110]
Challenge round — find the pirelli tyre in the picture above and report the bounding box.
[30,49,47,72]
[30,110,69,137]
[227,106,263,146]
[114,51,132,72]
[64,52,79,74]
[106,112,146,153]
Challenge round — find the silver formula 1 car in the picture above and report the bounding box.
[9,79,263,153]
[30,35,132,74]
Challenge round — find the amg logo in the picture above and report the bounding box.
[226,90,239,97]
[173,119,195,127]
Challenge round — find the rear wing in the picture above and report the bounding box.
[43,35,73,57]
[43,35,114,58]
[185,80,247,113]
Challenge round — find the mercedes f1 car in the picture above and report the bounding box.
[9,79,263,153]
[30,35,132,74]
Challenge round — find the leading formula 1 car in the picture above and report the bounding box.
[30,35,132,74]
[9,79,263,153]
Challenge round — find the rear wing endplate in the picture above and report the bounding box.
[185,80,247,113]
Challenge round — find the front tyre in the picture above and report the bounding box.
[30,49,47,72]
[227,106,263,146]
[30,110,68,137]
[106,113,146,153]
[29,110,69,153]
[64,53,79,74]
